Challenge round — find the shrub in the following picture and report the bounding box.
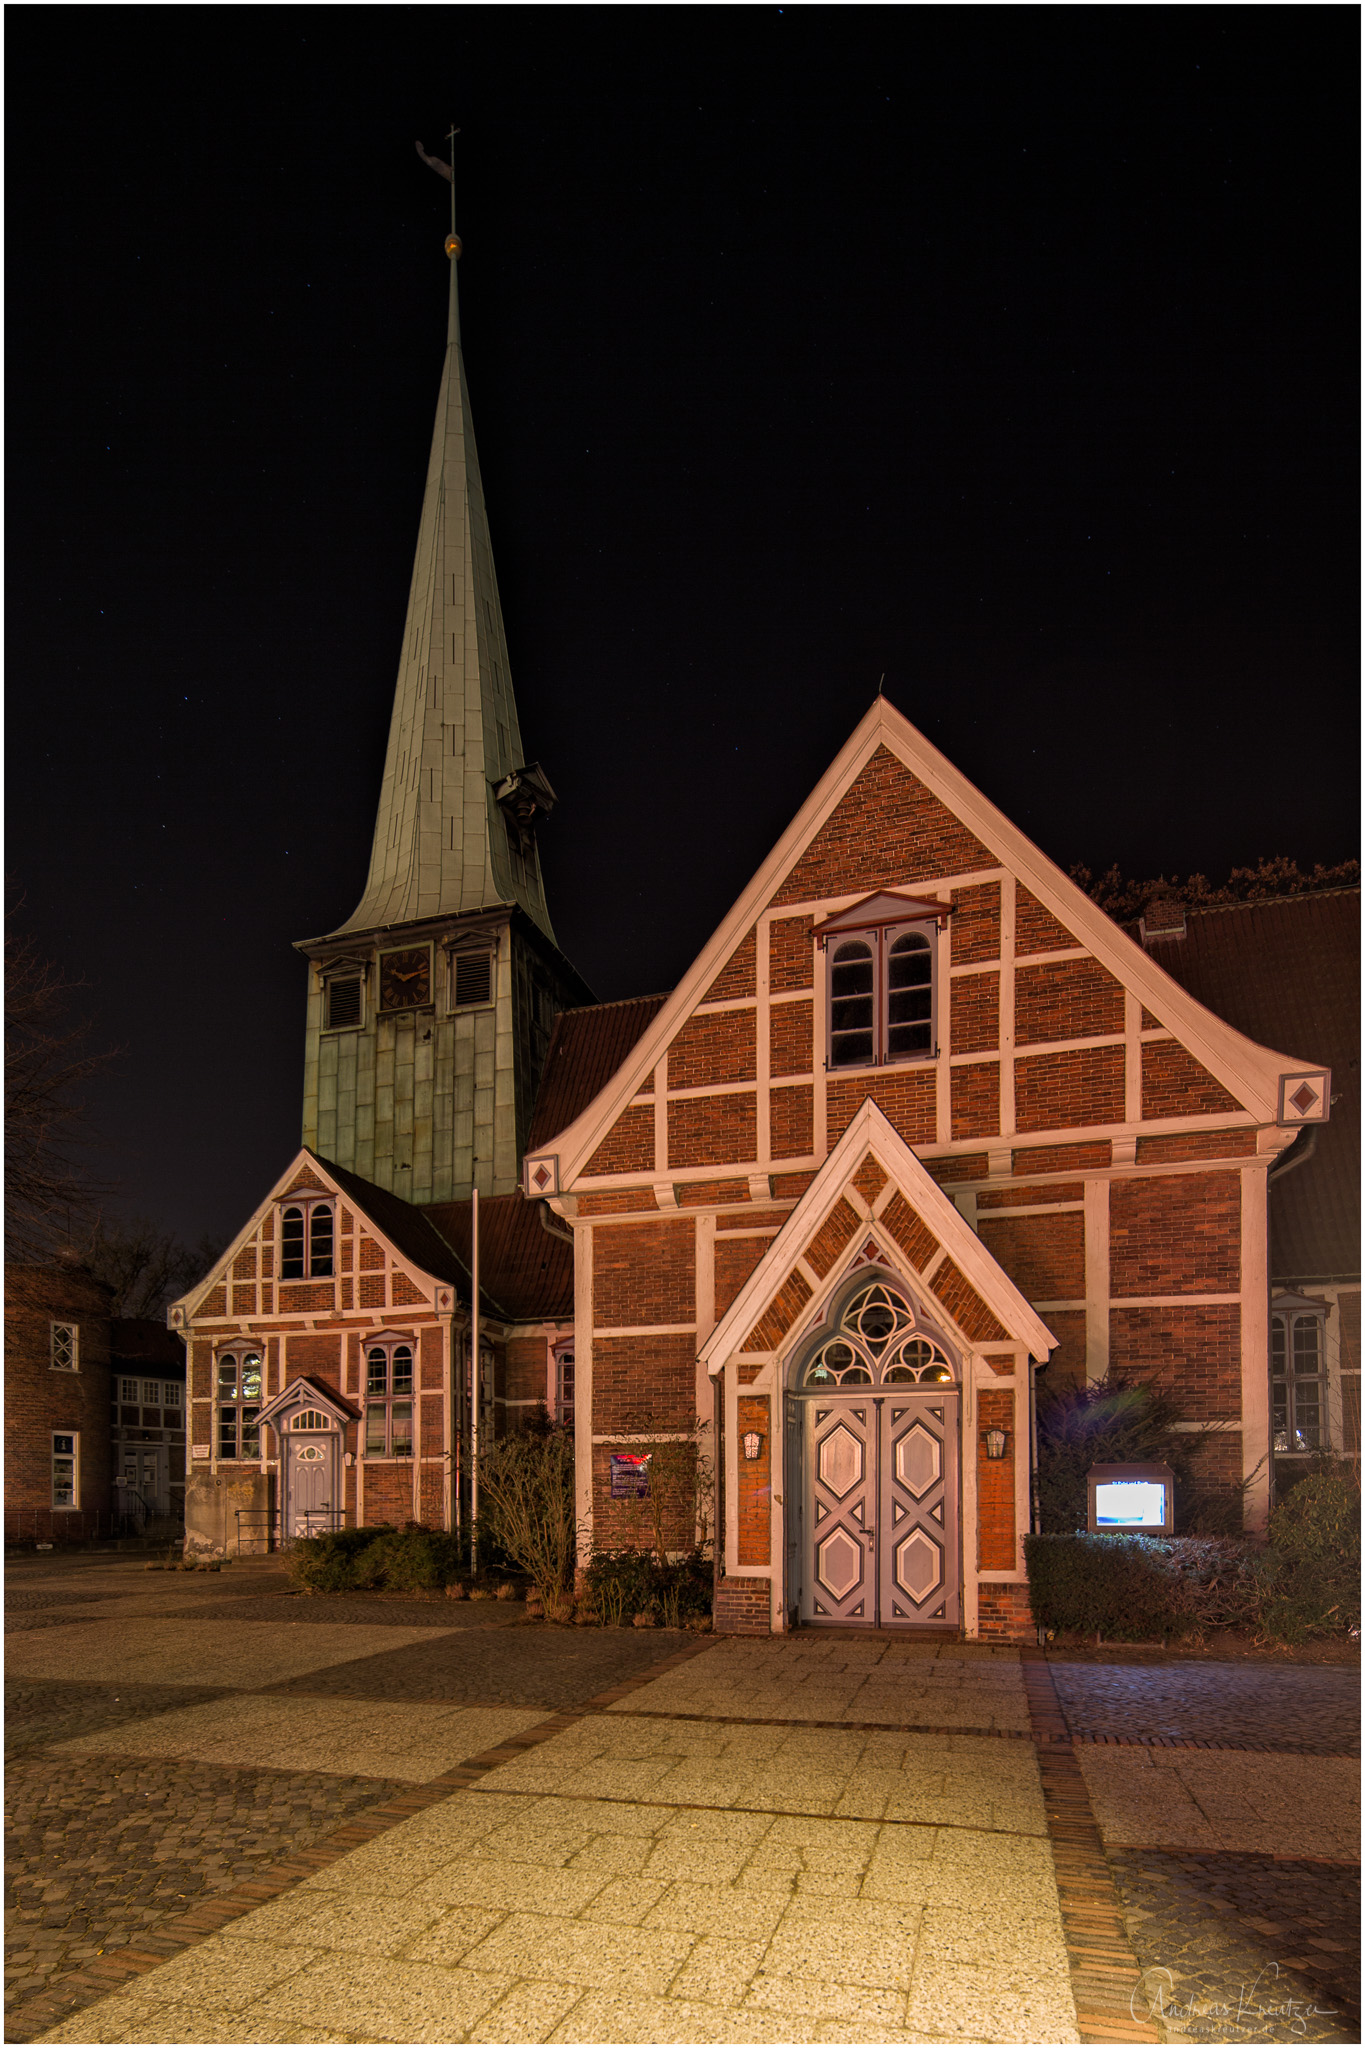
[607,1420,714,1566]
[583,1548,712,1627]
[1255,1466,1361,1644]
[1024,1533,1262,1641]
[1036,1375,1249,1535]
[288,1522,464,1593]
[476,1423,578,1611]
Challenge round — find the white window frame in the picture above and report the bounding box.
[364,1336,416,1458]
[278,1198,335,1280]
[551,1339,575,1428]
[52,1432,79,1509]
[1271,1304,1329,1453]
[824,918,938,1072]
[51,1322,79,1372]
[216,1347,264,1461]
[120,1376,140,1405]
[163,1383,183,1410]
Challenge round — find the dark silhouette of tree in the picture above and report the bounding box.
[79,1217,224,1319]
[5,908,117,1260]
[1070,856,1359,925]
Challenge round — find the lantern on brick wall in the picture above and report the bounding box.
[983,1427,1008,1460]
[742,1431,763,1461]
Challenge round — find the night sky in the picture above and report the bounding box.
[8,8,1357,1251]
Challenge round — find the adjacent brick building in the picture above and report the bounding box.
[5,1264,115,1544]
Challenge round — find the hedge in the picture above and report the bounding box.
[1024,1533,1260,1641]
[289,1523,467,1593]
[581,1548,712,1627]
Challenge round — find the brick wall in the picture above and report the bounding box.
[1109,1306,1241,1418]
[282,1333,344,1390]
[585,1104,655,1176]
[668,1093,757,1169]
[361,1463,415,1526]
[977,1582,1034,1642]
[773,747,994,905]
[951,1061,1000,1140]
[770,1001,814,1076]
[1137,1129,1257,1163]
[1015,1046,1125,1131]
[1141,1041,1242,1119]
[1014,959,1124,1044]
[1109,1172,1240,1297]
[593,1220,696,1327]
[803,1197,861,1279]
[704,927,757,1001]
[769,916,815,990]
[1042,1310,1087,1390]
[950,973,999,1053]
[715,1235,773,1317]
[770,1086,814,1158]
[978,1211,1085,1301]
[590,1440,700,1551]
[737,1395,771,1565]
[669,1009,757,1088]
[950,882,1001,962]
[826,1068,936,1149]
[977,1386,1017,1569]
[1015,888,1076,954]
[5,1268,114,1521]
[713,1575,771,1635]
[880,1191,941,1271]
[931,1260,1007,1343]
[592,1334,697,1432]
[505,1333,549,1410]
[1013,1142,1111,1175]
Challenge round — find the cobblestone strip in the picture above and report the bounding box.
[1022,1647,1162,2046]
[4,1637,714,2045]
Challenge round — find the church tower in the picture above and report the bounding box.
[296,165,591,1203]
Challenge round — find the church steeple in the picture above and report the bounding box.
[295,146,591,1206]
[324,138,555,944]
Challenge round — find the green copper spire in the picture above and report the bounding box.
[326,144,556,943]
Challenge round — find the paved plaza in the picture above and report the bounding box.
[4,1553,1359,2045]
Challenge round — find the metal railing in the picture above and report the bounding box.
[4,1504,183,1548]
[233,1506,348,1555]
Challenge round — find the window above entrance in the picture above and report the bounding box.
[799,1280,956,1389]
[815,892,947,1071]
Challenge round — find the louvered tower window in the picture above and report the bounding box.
[326,976,362,1030]
[451,949,494,1010]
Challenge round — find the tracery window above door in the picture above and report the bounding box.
[798,1280,956,1388]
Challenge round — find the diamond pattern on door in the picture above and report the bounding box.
[816,1527,863,1602]
[895,1526,943,1604]
[896,1421,940,1499]
[818,1423,863,1499]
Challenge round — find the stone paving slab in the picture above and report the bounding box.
[463,1711,1049,1831]
[1077,1748,1360,1860]
[1050,1660,1361,1755]
[261,1621,698,1708]
[2,1617,457,1688]
[35,1777,1078,2044]
[48,1696,551,1784]
[1113,1849,1360,2044]
[608,1636,1031,1730]
[179,1594,528,1628]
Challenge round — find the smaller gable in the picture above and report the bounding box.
[704,1102,1055,1370]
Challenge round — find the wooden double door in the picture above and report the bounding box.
[791,1393,961,1628]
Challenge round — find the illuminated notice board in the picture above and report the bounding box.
[1086,1462,1175,1536]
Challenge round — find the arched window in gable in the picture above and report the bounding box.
[279,1198,334,1280]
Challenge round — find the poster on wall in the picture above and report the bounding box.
[610,1452,650,1499]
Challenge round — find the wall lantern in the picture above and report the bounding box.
[742,1431,763,1461]
[983,1428,1008,1460]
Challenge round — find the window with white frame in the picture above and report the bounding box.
[51,1323,79,1371]
[364,1340,414,1457]
[52,1432,78,1508]
[553,1343,575,1428]
[218,1351,263,1459]
[1272,1304,1328,1452]
[280,1200,334,1279]
[824,920,937,1070]
[120,1376,139,1404]
[164,1383,182,1410]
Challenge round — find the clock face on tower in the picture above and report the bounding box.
[378,947,432,1012]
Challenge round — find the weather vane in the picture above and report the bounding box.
[415,126,461,257]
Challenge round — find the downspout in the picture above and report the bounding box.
[538,1200,574,1245]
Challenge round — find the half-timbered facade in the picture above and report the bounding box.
[523,697,1332,1638]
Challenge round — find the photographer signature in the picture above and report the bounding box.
[1132,1963,1338,2037]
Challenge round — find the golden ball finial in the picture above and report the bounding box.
[444,232,462,259]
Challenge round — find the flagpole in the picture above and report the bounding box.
[470,1184,480,1574]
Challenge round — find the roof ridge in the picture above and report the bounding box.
[558,992,672,1016]
[1135,886,1361,924]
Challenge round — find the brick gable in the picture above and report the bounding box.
[772,746,994,907]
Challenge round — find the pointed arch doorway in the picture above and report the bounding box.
[785,1273,961,1629]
